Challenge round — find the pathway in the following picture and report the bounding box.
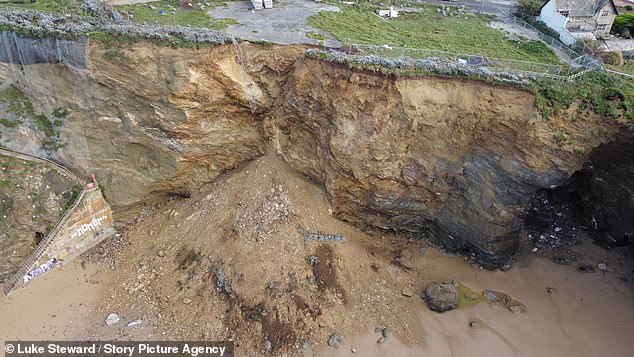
[0,146,115,295]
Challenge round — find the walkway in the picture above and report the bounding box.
[1,147,115,295]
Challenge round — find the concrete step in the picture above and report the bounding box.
[263,0,273,8]
[250,0,263,9]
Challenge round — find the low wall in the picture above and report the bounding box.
[4,187,115,294]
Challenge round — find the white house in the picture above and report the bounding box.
[539,0,618,45]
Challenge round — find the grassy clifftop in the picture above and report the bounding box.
[308,2,559,63]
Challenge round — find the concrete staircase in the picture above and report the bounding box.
[263,0,273,8]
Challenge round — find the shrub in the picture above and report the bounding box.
[516,0,546,16]
[104,48,128,61]
[602,51,624,66]
[52,107,70,118]
[553,131,568,143]
[0,118,17,128]
[34,114,55,137]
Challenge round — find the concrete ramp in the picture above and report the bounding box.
[0,147,116,294]
[2,186,115,294]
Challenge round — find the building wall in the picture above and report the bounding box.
[540,0,577,45]
[595,3,617,37]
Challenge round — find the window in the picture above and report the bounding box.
[601,10,609,16]
[558,9,570,17]
[597,24,607,31]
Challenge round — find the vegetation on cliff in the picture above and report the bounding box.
[0,85,66,148]
[0,0,85,14]
[530,71,634,120]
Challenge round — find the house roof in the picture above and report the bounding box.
[551,0,616,17]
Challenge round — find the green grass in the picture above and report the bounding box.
[34,114,55,137]
[0,85,35,117]
[606,60,634,76]
[0,177,10,189]
[530,71,634,120]
[0,0,85,14]
[116,0,238,30]
[553,131,568,143]
[29,190,41,203]
[306,31,328,41]
[308,4,559,63]
[104,48,129,61]
[0,118,16,127]
[52,107,70,119]
[62,184,83,214]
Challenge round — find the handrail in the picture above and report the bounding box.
[1,186,90,294]
[604,68,634,79]
[0,146,83,184]
[0,146,91,294]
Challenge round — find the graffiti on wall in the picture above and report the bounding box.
[23,257,63,283]
[70,215,109,239]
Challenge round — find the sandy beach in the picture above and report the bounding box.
[2,155,633,357]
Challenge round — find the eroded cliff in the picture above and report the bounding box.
[0,38,627,267]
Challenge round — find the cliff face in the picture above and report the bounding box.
[270,60,620,267]
[0,39,624,267]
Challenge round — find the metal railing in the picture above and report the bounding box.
[339,43,567,75]
[0,146,83,183]
[1,186,90,294]
[604,67,634,79]
[0,146,89,295]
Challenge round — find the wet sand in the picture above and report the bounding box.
[2,241,632,357]
[315,242,634,357]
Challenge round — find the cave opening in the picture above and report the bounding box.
[523,130,634,263]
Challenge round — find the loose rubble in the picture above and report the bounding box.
[327,332,344,349]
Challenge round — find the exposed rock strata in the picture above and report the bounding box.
[0,38,625,267]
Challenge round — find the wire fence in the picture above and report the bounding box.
[496,9,600,67]
[337,43,568,75]
[318,43,599,81]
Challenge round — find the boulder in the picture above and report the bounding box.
[422,281,459,312]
